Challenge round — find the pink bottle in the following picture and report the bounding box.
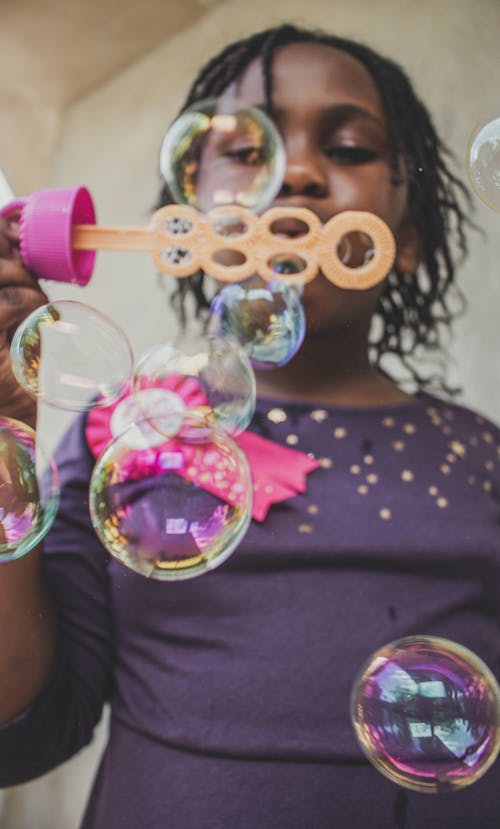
[0,186,97,286]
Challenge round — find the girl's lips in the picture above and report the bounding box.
[269,217,312,238]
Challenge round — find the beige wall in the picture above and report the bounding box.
[2,0,500,826]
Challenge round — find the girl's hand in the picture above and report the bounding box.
[0,218,48,428]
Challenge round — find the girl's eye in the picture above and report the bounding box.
[325,146,379,165]
[224,145,264,165]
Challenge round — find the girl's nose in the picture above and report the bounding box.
[279,148,328,199]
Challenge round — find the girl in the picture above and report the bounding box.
[0,23,499,829]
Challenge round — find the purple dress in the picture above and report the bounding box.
[1,393,500,828]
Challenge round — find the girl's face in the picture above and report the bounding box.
[224,42,417,337]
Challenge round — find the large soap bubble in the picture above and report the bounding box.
[209,279,306,370]
[132,335,255,435]
[351,635,500,793]
[160,97,286,213]
[10,300,133,412]
[467,116,500,211]
[89,411,252,580]
[0,417,59,561]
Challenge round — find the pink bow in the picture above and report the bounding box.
[85,377,319,522]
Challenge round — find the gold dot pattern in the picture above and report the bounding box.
[258,396,500,537]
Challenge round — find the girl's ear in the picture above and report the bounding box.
[395,214,422,275]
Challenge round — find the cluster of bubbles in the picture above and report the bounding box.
[2,98,303,579]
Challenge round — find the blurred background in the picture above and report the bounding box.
[0,0,499,825]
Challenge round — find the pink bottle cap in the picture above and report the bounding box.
[0,187,96,286]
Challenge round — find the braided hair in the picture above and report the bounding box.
[157,23,473,392]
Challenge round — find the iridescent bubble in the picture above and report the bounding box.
[467,116,500,211]
[351,635,500,793]
[208,280,306,370]
[89,411,252,580]
[133,335,255,435]
[0,417,59,561]
[159,97,286,213]
[10,300,133,411]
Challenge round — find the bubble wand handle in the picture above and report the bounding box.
[72,225,157,252]
[72,204,396,290]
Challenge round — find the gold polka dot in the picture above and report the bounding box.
[367,473,379,484]
[483,431,494,444]
[483,480,492,492]
[444,409,455,421]
[442,426,452,435]
[310,409,328,423]
[450,441,466,457]
[307,504,319,515]
[267,408,287,424]
[446,454,456,464]
[186,466,197,477]
[357,485,369,495]
[333,427,347,439]
[485,460,494,472]
[363,455,374,465]
[286,434,299,446]
[382,417,395,427]
[436,497,448,508]
[440,464,451,475]
[350,464,361,474]
[426,407,438,417]
[298,523,313,534]
[469,436,479,447]
[379,508,392,520]
[392,440,405,452]
[401,470,414,482]
[403,423,416,435]
[199,472,211,483]
[319,457,333,469]
[428,485,439,496]
[467,476,476,486]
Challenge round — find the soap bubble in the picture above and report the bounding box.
[351,635,500,793]
[0,417,59,561]
[467,116,500,211]
[10,300,133,411]
[208,279,306,370]
[133,335,255,435]
[89,411,252,580]
[160,97,286,213]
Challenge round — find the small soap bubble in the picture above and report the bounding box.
[351,635,500,793]
[160,97,286,213]
[0,417,59,561]
[209,280,306,370]
[467,116,500,211]
[133,335,255,435]
[10,300,133,412]
[89,411,252,580]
